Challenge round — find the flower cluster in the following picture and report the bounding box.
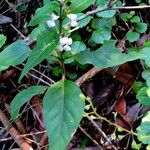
[67,14,78,27]
[58,0,64,2]
[59,37,73,51]
[47,13,59,28]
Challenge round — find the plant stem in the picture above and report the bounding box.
[78,4,150,22]
[85,97,138,137]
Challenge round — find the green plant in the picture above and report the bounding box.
[0,0,150,149]
[120,11,148,42]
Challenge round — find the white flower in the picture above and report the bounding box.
[63,45,71,51]
[51,13,59,21]
[47,13,59,28]
[68,14,77,21]
[60,37,68,45]
[70,21,78,27]
[47,20,56,28]
[58,0,64,2]
[58,37,73,51]
[67,14,78,27]
[60,37,72,46]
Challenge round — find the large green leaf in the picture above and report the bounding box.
[0,34,6,48]
[30,24,47,40]
[43,80,85,150]
[137,111,150,144]
[11,85,47,120]
[77,13,92,28]
[90,29,111,44]
[19,29,59,82]
[92,17,116,30]
[69,0,94,13]
[0,40,31,71]
[97,10,116,18]
[142,70,150,87]
[96,0,116,18]
[28,1,59,26]
[136,87,150,106]
[75,40,149,68]
[125,31,140,42]
[135,22,147,33]
[71,41,87,53]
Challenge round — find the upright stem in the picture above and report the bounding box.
[59,3,63,35]
[61,61,66,80]
[58,2,66,80]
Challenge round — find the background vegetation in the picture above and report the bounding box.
[0,0,150,149]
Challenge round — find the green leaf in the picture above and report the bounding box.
[142,70,150,87]
[129,11,135,17]
[77,13,92,28]
[90,29,111,44]
[135,0,142,3]
[131,140,141,150]
[16,4,27,12]
[63,13,92,29]
[125,31,140,42]
[30,24,47,40]
[11,85,47,120]
[137,111,150,144]
[43,0,50,5]
[0,40,31,71]
[75,40,148,69]
[28,1,59,26]
[96,0,116,18]
[144,41,150,47]
[19,29,59,82]
[130,16,140,23]
[71,41,87,53]
[136,87,150,106]
[97,9,116,18]
[43,80,85,150]
[120,13,130,22]
[135,22,147,33]
[69,0,94,13]
[92,17,116,30]
[0,34,6,48]
[132,81,146,94]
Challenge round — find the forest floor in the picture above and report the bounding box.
[0,0,150,150]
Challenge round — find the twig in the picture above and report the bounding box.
[0,130,47,143]
[76,68,101,86]
[14,66,51,86]
[0,108,33,150]
[22,63,55,84]
[4,103,26,134]
[39,132,48,149]
[78,4,150,21]
[10,24,26,39]
[87,116,118,150]
[79,126,103,149]
[78,0,117,21]
[114,5,150,10]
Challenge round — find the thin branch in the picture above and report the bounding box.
[14,66,51,86]
[4,103,26,134]
[22,63,55,84]
[78,5,150,21]
[114,5,150,10]
[0,108,33,150]
[76,68,101,86]
[10,24,26,39]
[79,126,102,149]
[87,116,118,150]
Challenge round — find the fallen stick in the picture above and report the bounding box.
[0,108,33,150]
[76,68,101,86]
